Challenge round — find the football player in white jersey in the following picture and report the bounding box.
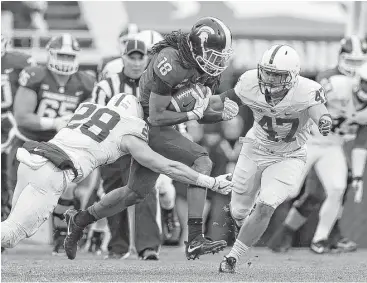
[1,93,233,249]
[268,36,367,254]
[209,44,332,273]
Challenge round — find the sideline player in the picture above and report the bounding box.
[10,33,95,253]
[1,94,233,249]
[64,17,239,261]
[268,36,367,254]
[213,45,332,273]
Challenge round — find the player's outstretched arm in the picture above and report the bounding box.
[122,135,233,194]
[308,103,332,136]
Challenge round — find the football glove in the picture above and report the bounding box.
[222,98,239,121]
[351,177,363,203]
[211,173,233,195]
[318,114,332,136]
[188,86,212,120]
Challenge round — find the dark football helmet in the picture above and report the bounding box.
[188,17,233,77]
[46,33,80,76]
[338,35,367,76]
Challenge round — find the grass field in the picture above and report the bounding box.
[2,244,367,282]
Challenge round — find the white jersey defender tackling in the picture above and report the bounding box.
[1,94,233,249]
[212,45,332,273]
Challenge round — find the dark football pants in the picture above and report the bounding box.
[128,125,209,233]
[100,154,161,255]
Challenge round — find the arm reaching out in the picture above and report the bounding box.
[308,103,332,136]
[122,135,233,194]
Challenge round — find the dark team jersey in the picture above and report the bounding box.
[139,47,216,118]
[1,51,35,113]
[92,69,140,106]
[17,65,95,142]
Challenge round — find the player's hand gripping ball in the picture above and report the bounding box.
[167,83,211,113]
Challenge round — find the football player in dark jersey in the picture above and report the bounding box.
[9,33,95,254]
[64,17,239,261]
[1,34,36,252]
[268,35,367,254]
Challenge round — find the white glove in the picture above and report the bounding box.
[222,98,239,121]
[187,86,212,120]
[54,115,73,132]
[211,173,234,195]
[318,114,332,136]
[351,177,364,203]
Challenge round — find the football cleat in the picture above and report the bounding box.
[267,225,294,253]
[104,252,131,260]
[310,239,331,254]
[63,209,85,260]
[332,238,357,253]
[219,256,237,273]
[184,234,227,260]
[139,249,159,260]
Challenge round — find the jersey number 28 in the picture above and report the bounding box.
[67,103,120,143]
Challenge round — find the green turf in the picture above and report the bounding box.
[2,244,367,282]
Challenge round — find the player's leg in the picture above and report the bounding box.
[220,157,305,273]
[100,156,131,259]
[147,126,226,259]
[1,161,69,248]
[267,145,321,252]
[311,145,348,253]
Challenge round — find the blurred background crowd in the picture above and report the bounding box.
[1,1,367,257]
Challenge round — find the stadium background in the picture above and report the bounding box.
[1,1,367,248]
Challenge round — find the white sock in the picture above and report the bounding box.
[312,194,342,243]
[226,239,249,262]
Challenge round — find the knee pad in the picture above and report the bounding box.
[192,155,212,175]
[230,204,251,224]
[294,193,323,217]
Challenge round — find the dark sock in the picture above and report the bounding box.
[188,218,203,242]
[74,210,96,227]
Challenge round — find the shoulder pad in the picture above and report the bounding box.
[8,51,36,69]
[153,47,187,87]
[297,77,326,107]
[234,69,258,97]
[122,116,149,143]
[18,65,46,89]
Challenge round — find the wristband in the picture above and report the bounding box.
[187,111,198,121]
[40,117,55,130]
[319,114,332,123]
[196,174,215,189]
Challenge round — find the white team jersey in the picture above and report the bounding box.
[49,102,148,182]
[309,74,367,145]
[234,70,325,153]
[101,58,124,79]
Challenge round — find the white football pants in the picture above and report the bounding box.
[230,139,306,225]
[1,150,74,248]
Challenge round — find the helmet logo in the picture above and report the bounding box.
[196,26,215,47]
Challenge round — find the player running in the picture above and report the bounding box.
[212,45,332,273]
[268,36,367,254]
[64,17,239,261]
[1,93,233,250]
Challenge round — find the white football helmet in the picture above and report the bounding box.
[356,62,367,102]
[107,93,144,119]
[135,30,164,52]
[338,35,367,77]
[258,45,301,96]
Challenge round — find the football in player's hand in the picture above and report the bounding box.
[167,83,208,112]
